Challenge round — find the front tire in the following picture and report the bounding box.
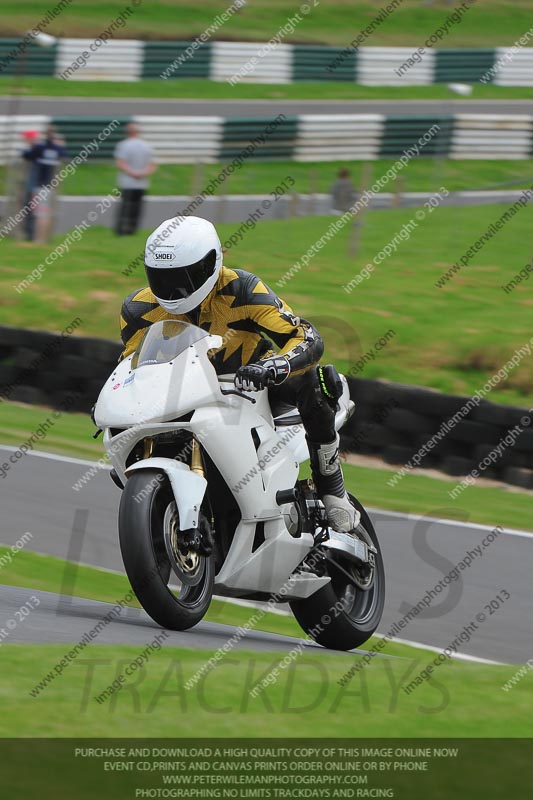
[118,469,214,630]
[289,494,385,651]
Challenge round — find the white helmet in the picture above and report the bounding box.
[144,215,222,314]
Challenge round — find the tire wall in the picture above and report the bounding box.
[1,326,531,489]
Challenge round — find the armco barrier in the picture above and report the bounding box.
[294,114,383,161]
[50,116,126,159]
[378,115,454,158]
[494,48,533,87]
[143,41,211,79]
[134,115,224,163]
[434,48,496,84]
[0,115,49,163]
[1,325,532,489]
[211,41,292,84]
[451,114,533,160]
[0,38,57,77]
[5,113,533,165]
[358,47,435,86]
[55,39,143,81]
[219,116,299,160]
[292,44,357,83]
[3,37,533,86]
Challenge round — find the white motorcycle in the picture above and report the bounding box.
[94,319,385,651]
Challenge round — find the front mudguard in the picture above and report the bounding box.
[125,457,207,531]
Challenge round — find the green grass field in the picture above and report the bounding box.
[3,206,533,403]
[0,548,531,738]
[6,159,533,197]
[1,0,531,47]
[2,641,531,738]
[1,401,531,530]
[4,77,533,100]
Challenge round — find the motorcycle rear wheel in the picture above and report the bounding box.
[289,494,385,651]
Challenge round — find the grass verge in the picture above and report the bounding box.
[4,78,533,100]
[1,642,530,737]
[1,0,532,48]
[0,547,529,737]
[3,206,533,403]
[5,159,533,197]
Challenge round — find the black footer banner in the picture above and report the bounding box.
[2,738,532,799]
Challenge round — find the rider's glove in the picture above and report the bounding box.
[235,356,291,392]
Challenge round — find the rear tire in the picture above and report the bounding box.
[289,494,385,651]
[119,469,214,630]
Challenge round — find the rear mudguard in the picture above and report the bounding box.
[125,457,207,531]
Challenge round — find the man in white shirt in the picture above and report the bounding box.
[114,122,157,235]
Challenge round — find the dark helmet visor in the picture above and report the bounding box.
[146,249,217,301]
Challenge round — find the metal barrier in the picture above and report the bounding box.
[358,47,435,86]
[142,41,211,79]
[2,114,533,164]
[294,115,383,161]
[211,41,292,84]
[55,39,143,81]
[3,37,531,85]
[134,115,223,163]
[451,114,533,160]
[0,38,57,76]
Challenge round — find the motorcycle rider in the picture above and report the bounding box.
[119,215,359,533]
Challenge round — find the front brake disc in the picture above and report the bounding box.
[162,502,204,586]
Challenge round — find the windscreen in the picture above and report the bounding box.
[131,320,210,369]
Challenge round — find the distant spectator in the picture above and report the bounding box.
[20,129,41,241]
[330,167,356,213]
[22,125,66,244]
[114,122,157,236]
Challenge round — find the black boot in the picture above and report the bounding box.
[307,434,360,532]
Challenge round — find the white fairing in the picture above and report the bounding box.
[125,458,206,530]
[94,321,354,600]
[95,334,223,428]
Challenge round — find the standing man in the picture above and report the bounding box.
[20,129,41,241]
[22,125,66,244]
[114,122,157,236]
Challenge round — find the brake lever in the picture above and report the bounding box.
[220,388,257,404]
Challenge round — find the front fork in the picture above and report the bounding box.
[190,438,205,478]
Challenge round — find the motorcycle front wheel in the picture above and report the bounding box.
[118,469,214,630]
[289,494,385,651]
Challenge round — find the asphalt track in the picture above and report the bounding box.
[0,584,352,655]
[1,446,531,663]
[2,97,533,118]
